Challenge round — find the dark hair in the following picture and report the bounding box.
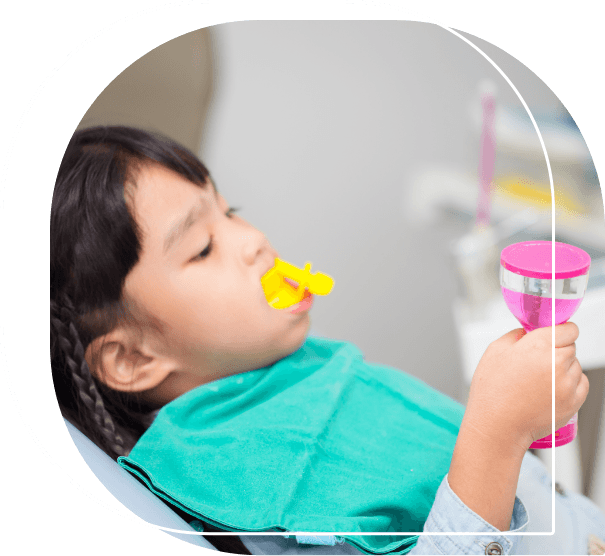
[51,125,253,555]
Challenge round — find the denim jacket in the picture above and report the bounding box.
[407,471,528,555]
[284,471,528,555]
[269,451,605,555]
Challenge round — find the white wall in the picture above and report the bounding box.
[200,21,570,403]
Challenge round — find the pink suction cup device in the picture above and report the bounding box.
[500,241,590,449]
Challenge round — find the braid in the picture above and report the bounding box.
[51,126,212,461]
[51,295,127,458]
[50,126,253,553]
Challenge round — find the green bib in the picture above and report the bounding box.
[119,336,464,554]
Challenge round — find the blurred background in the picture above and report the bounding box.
[78,21,604,510]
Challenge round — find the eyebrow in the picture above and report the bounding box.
[163,195,212,255]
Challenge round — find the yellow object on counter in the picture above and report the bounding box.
[495,176,585,215]
[261,258,334,309]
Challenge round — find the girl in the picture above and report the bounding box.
[51,126,605,555]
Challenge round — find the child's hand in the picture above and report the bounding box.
[464,322,588,452]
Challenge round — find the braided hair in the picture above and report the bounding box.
[51,125,255,554]
[50,125,210,460]
[51,295,130,456]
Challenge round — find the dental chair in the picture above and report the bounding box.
[65,418,216,550]
[65,419,360,555]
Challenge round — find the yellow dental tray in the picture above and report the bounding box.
[261,258,334,309]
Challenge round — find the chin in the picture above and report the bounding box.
[279,322,310,358]
[292,321,311,350]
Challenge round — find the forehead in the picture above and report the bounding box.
[128,162,213,238]
[126,162,217,266]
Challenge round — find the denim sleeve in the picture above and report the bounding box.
[408,474,529,555]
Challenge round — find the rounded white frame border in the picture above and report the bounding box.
[0,0,555,536]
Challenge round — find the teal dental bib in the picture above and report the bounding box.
[118,336,465,554]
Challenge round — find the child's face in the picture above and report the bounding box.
[123,163,311,390]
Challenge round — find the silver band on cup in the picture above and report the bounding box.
[500,266,589,299]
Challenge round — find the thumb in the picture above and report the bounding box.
[495,327,527,347]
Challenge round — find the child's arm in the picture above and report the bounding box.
[448,411,527,531]
[449,323,585,531]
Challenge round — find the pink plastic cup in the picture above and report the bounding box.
[500,241,590,449]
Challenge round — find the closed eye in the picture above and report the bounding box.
[190,207,240,262]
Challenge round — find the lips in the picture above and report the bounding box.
[283,276,309,300]
[260,258,313,312]
[289,289,313,313]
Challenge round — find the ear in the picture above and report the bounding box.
[84,326,178,393]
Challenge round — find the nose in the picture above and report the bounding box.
[240,222,275,267]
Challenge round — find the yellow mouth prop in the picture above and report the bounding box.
[261,258,334,309]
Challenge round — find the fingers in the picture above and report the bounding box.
[495,327,527,347]
[571,367,590,411]
[531,322,579,348]
[568,357,584,385]
[555,342,577,368]
[554,322,579,348]
[562,358,588,414]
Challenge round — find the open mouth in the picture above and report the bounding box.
[283,276,311,298]
[284,276,312,305]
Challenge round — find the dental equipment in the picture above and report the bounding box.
[261,258,334,309]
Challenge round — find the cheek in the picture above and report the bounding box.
[127,272,199,334]
[160,274,241,329]
[130,262,270,339]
